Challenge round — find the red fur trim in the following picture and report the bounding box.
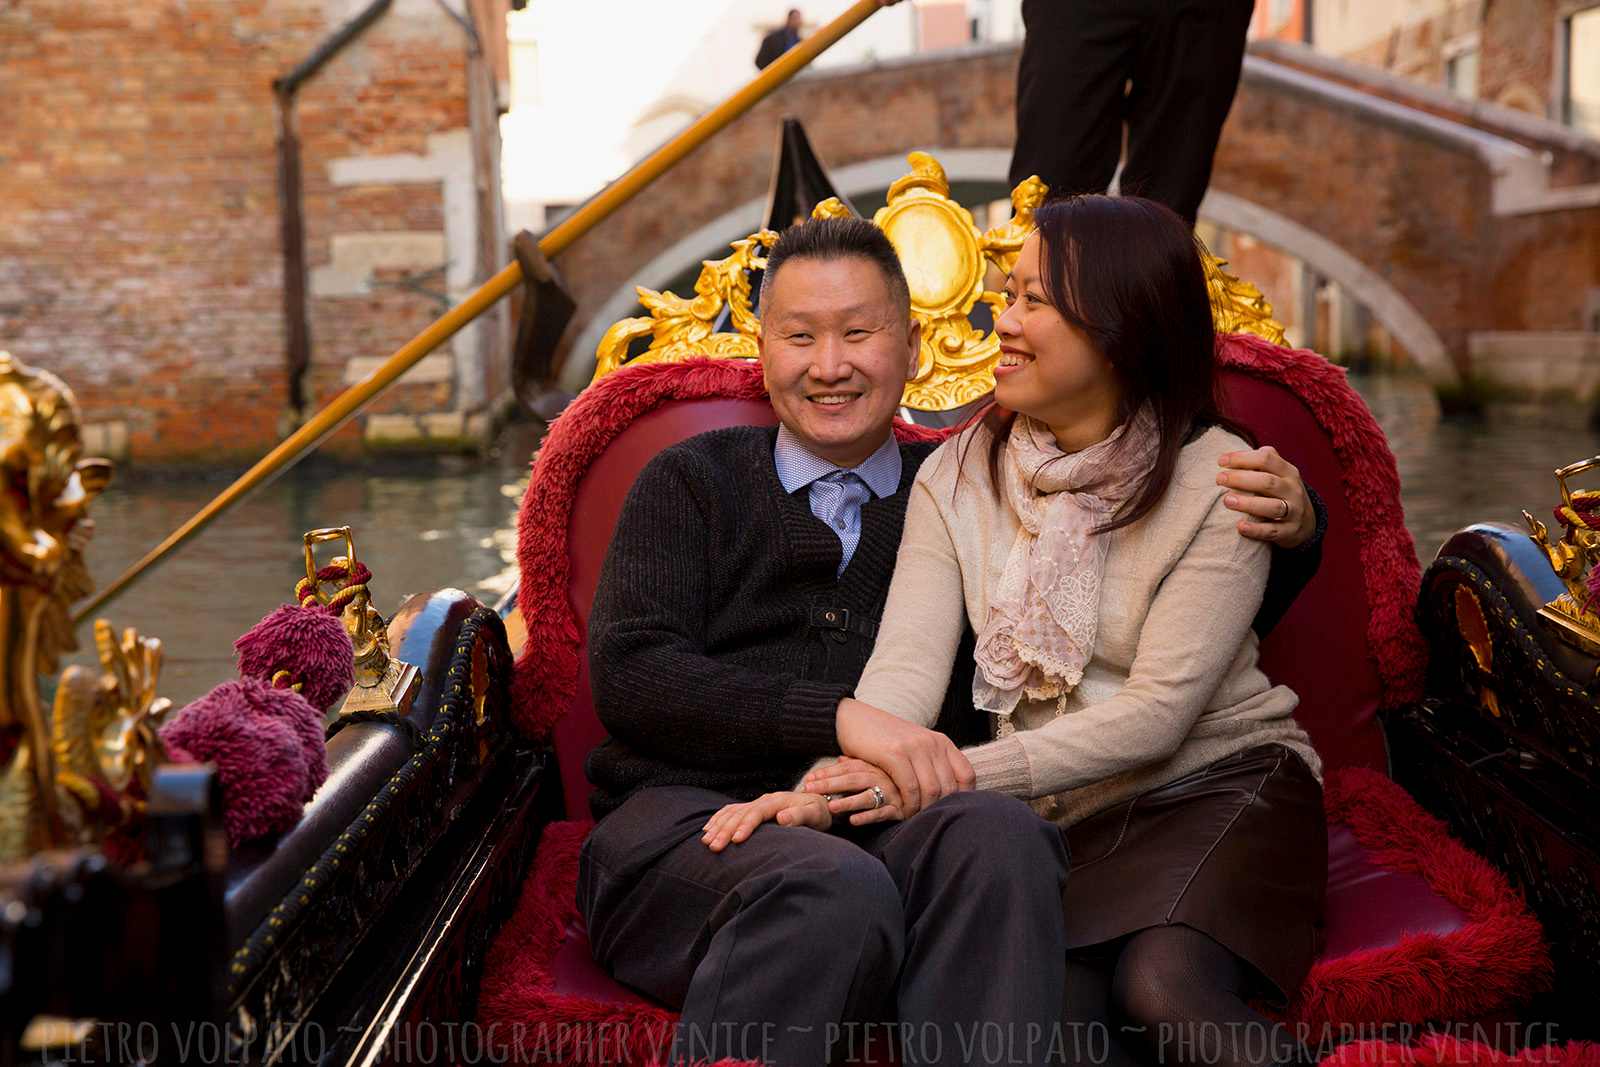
[1217,334,1427,705]
[481,776,1549,1054]
[1290,768,1552,1027]
[512,357,946,740]
[477,818,760,1066]
[1320,1037,1600,1066]
[476,820,675,1063]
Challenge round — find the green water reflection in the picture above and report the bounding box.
[70,377,1599,706]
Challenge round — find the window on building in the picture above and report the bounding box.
[1445,46,1480,100]
[1564,6,1600,136]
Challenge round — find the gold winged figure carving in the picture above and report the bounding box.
[589,152,1288,410]
[0,350,171,860]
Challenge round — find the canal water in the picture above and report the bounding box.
[74,375,1600,707]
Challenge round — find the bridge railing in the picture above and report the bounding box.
[76,0,885,623]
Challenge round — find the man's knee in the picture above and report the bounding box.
[916,791,1069,878]
[748,841,906,955]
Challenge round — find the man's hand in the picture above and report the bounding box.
[802,756,906,826]
[835,698,974,818]
[1217,445,1315,547]
[701,792,830,852]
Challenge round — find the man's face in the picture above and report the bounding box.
[786,9,802,31]
[759,256,920,469]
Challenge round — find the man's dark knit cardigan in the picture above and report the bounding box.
[585,426,1322,819]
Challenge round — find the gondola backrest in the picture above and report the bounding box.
[515,340,1425,819]
[1215,335,1426,773]
[556,393,778,818]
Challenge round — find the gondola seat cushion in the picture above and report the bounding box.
[480,347,1549,1062]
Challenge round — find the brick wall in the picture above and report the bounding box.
[548,43,1600,386]
[1329,0,1560,117]
[0,0,509,463]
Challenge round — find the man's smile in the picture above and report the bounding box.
[805,392,863,407]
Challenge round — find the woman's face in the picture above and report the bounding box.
[993,232,1121,439]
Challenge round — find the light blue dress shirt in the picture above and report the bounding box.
[773,425,904,577]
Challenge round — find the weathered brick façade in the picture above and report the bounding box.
[0,0,510,462]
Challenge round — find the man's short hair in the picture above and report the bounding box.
[759,216,912,321]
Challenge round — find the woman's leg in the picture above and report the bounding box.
[1059,954,1142,1067]
[1107,925,1306,1067]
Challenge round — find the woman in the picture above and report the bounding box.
[805,195,1327,1067]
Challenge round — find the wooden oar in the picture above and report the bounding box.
[76,0,885,624]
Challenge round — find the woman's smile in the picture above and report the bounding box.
[995,345,1034,377]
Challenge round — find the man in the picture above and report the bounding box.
[1007,0,1256,225]
[579,217,1320,1066]
[875,0,1254,226]
[755,9,804,71]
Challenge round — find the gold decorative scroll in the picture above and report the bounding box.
[1523,455,1600,656]
[1204,254,1288,346]
[589,153,1289,409]
[0,350,173,861]
[592,233,775,381]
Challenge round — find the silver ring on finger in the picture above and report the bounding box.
[871,785,886,810]
[1273,496,1290,522]
[822,794,836,804]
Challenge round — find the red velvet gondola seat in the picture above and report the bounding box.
[477,342,1549,1065]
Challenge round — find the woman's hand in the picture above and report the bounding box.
[835,698,974,818]
[701,791,831,852]
[1216,445,1315,547]
[801,756,906,826]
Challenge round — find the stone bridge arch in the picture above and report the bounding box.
[561,150,1454,389]
[549,41,1600,392]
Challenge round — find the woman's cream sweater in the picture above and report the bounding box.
[854,422,1322,827]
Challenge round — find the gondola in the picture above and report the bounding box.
[2,132,1596,1067]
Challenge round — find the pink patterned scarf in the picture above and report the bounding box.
[972,408,1160,720]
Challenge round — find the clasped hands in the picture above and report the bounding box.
[701,698,974,851]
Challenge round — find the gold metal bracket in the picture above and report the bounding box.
[302,527,420,720]
[1523,455,1600,656]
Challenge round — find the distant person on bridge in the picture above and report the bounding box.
[878,0,1253,225]
[756,8,804,70]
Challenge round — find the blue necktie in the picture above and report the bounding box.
[810,470,872,577]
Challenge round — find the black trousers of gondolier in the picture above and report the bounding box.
[1009,0,1257,225]
[579,787,1070,1067]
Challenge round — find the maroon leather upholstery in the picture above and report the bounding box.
[1218,371,1387,773]
[553,919,658,1006]
[554,397,778,819]
[1322,825,1465,958]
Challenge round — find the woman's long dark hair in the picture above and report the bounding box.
[972,194,1252,534]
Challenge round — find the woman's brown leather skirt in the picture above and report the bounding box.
[1061,743,1327,1002]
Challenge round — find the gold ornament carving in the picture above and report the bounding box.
[0,350,173,861]
[592,233,775,382]
[1204,254,1289,345]
[1523,455,1600,656]
[588,152,1286,410]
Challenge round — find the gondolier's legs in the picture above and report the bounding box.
[1008,0,1256,226]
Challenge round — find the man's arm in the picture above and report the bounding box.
[589,449,846,770]
[1256,485,1326,635]
[1217,445,1327,637]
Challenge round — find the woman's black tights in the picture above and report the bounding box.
[1059,925,1307,1067]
